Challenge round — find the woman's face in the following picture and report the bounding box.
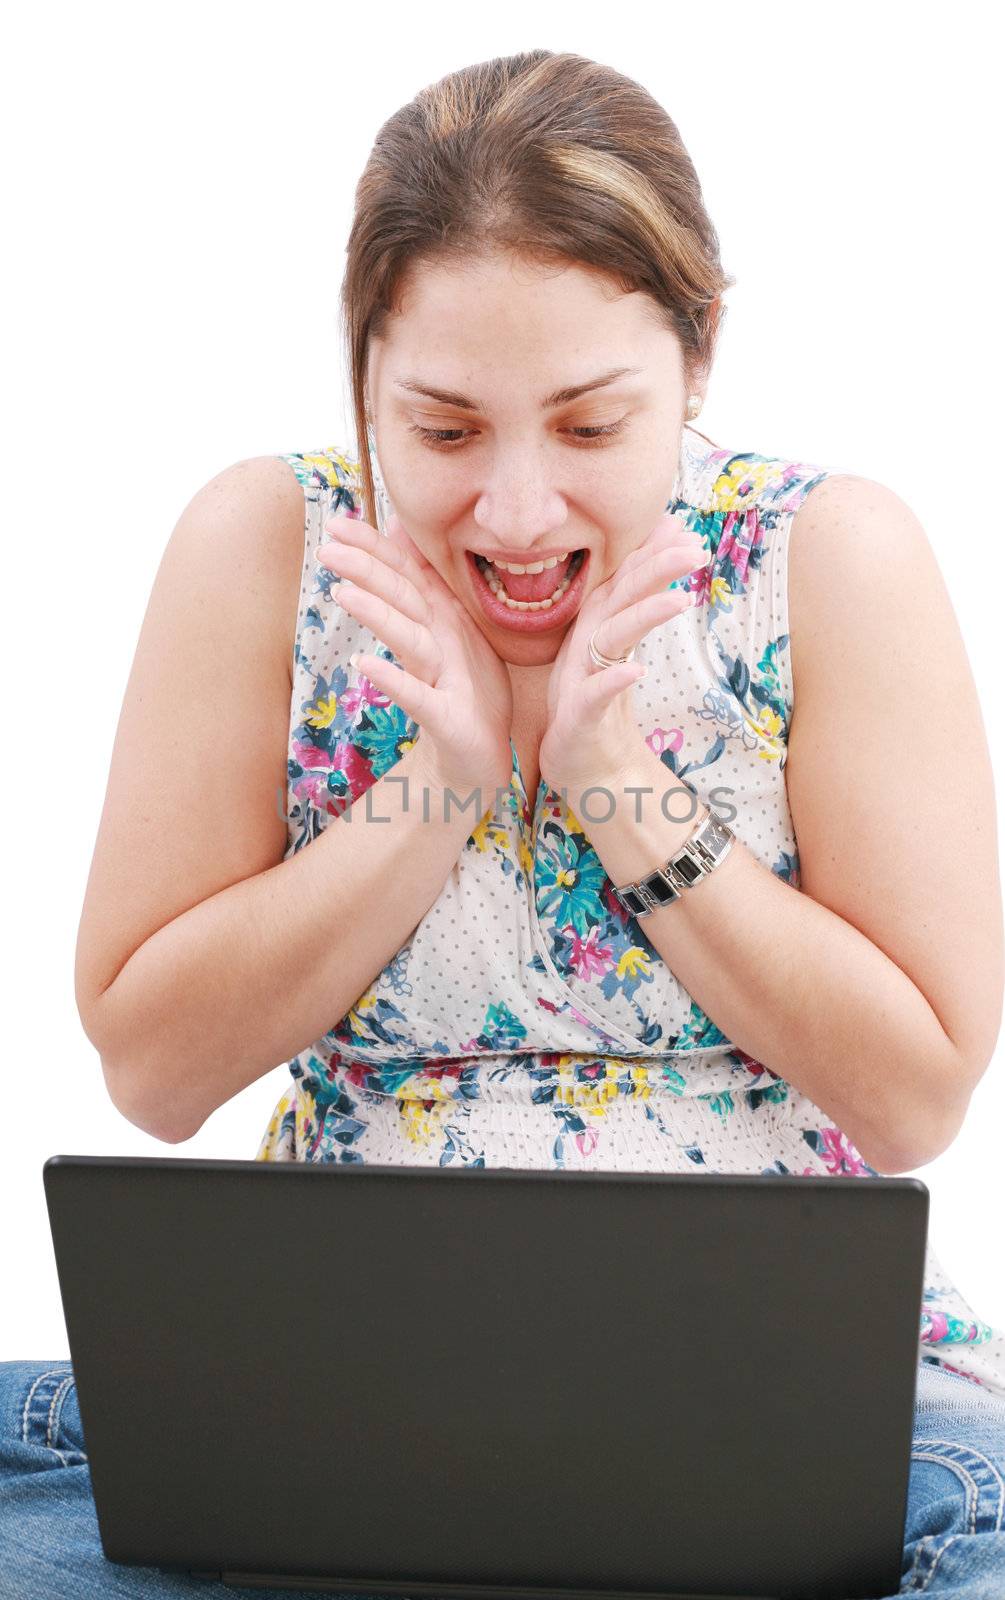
[365,250,695,668]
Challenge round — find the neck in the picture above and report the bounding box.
[507,661,550,708]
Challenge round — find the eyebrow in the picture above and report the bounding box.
[391,365,644,412]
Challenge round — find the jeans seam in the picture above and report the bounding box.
[908,1532,969,1593]
[909,1438,1005,1534]
[903,1533,935,1592]
[19,1367,84,1464]
[47,1374,75,1449]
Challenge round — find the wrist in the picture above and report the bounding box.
[408,740,511,820]
[564,748,711,877]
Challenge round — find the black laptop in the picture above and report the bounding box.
[42,1155,930,1600]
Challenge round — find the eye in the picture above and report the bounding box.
[405,420,629,451]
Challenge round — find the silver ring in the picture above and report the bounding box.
[588,628,638,671]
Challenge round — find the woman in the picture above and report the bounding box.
[3,49,1004,1598]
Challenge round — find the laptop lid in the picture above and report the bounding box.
[43,1156,929,1600]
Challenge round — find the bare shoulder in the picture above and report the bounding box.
[74,452,309,1028]
[784,469,1003,1103]
[187,453,308,692]
[786,471,946,697]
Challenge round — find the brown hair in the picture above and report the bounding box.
[340,49,735,531]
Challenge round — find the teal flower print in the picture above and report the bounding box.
[536,833,609,937]
[480,1002,527,1051]
[699,1089,735,1120]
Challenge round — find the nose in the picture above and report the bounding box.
[472,477,570,557]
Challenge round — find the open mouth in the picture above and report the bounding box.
[467,548,588,624]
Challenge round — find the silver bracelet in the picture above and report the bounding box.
[612,811,735,917]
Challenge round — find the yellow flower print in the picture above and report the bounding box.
[345,988,378,1035]
[408,1071,459,1103]
[255,1089,293,1160]
[305,692,340,729]
[743,704,784,762]
[710,458,774,514]
[472,814,510,854]
[295,1090,313,1150]
[708,572,734,613]
[518,834,534,878]
[628,1064,654,1100]
[555,1056,621,1113]
[616,947,652,981]
[302,448,358,484]
[398,1096,451,1149]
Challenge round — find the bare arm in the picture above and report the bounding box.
[74,456,499,1143]
[82,742,487,1143]
[561,475,1003,1174]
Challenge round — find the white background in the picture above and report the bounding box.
[2,1,1002,1360]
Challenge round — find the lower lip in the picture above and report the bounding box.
[465,550,590,632]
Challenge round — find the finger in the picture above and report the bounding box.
[321,514,441,613]
[609,533,708,609]
[590,588,693,663]
[385,511,428,562]
[320,537,431,630]
[332,583,445,686]
[613,514,696,578]
[346,650,455,749]
[385,513,469,613]
[579,657,649,718]
[347,509,469,622]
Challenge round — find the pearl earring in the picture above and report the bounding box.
[685,394,703,421]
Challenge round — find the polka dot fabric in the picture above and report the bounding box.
[256,428,1005,1403]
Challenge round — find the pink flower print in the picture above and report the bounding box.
[536,997,563,1017]
[338,687,364,719]
[818,1125,872,1175]
[717,507,762,585]
[734,1049,767,1079]
[683,562,711,608]
[569,924,614,981]
[575,1127,600,1158]
[778,466,818,514]
[925,1358,983,1383]
[332,740,375,793]
[423,1062,465,1086]
[293,741,376,814]
[293,770,333,809]
[340,675,390,718]
[645,726,684,757]
[342,1060,371,1091]
[292,738,331,770]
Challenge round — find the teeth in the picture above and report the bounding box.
[488,551,570,574]
[476,551,582,610]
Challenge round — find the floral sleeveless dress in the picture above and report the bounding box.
[256,424,1005,1404]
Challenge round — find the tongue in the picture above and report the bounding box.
[494,551,576,601]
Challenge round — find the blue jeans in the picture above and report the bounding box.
[1,1358,1004,1598]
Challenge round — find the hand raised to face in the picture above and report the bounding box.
[538,513,710,798]
[317,510,514,798]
